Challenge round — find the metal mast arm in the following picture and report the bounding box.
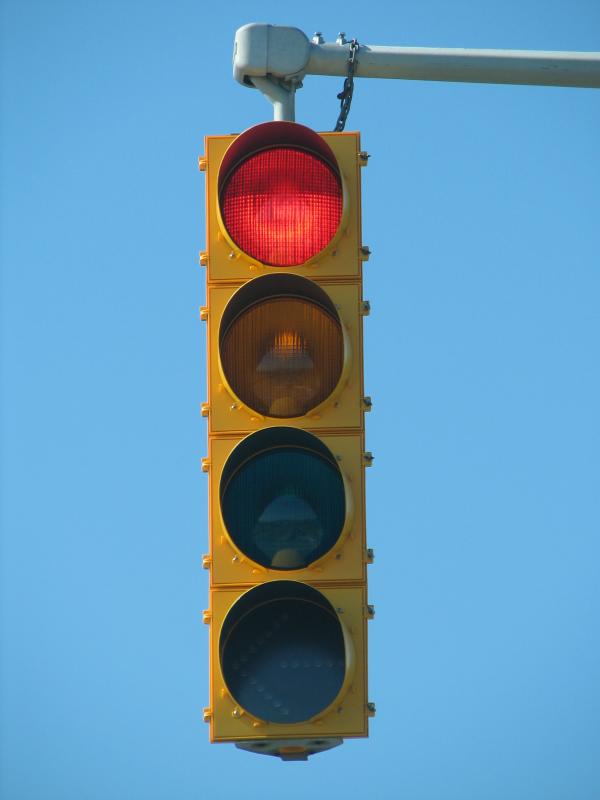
[308,43,600,87]
[233,23,600,120]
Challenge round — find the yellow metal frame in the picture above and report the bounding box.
[205,432,367,587]
[200,123,373,753]
[206,280,365,435]
[203,131,363,283]
[205,585,369,743]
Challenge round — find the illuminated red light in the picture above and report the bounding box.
[220,147,342,267]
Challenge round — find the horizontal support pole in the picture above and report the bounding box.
[307,43,600,89]
[233,25,600,91]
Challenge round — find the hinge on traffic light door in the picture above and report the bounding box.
[201,458,210,472]
[366,548,375,564]
[203,707,212,723]
[360,300,371,316]
[202,554,211,570]
[199,251,208,267]
[250,566,267,575]
[358,151,370,166]
[362,396,372,412]
[199,306,208,321]
[359,246,371,261]
[202,610,211,625]
[201,402,209,417]
[363,451,374,467]
[248,411,266,422]
[367,702,376,717]
[198,155,207,172]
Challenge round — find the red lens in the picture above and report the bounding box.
[220,147,342,267]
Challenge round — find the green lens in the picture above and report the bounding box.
[221,430,345,570]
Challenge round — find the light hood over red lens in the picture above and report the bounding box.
[218,122,343,267]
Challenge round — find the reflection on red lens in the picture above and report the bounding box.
[221,147,342,267]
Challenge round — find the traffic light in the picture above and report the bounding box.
[199,121,374,760]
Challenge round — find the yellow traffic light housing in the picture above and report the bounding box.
[200,120,373,760]
[202,121,365,282]
[205,429,367,586]
[205,582,371,758]
[205,276,365,433]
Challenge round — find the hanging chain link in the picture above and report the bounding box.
[333,39,359,132]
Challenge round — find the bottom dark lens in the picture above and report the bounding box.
[221,583,345,724]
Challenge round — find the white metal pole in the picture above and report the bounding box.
[232,24,600,121]
[307,44,600,89]
[250,77,296,121]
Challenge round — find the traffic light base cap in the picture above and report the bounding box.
[235,737,343,761]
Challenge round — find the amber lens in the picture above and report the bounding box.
[220,295,343,418]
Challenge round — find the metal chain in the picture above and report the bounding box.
[333,39,359,131]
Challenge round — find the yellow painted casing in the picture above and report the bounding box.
[205,584,370,743]
[205,432,367,587]
[203,130,364,284]
[200,122,373,757]
[205,279,366,436]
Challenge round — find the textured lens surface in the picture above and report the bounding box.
[221,595,345,723]
[222,446,345,570]
[220,296,343,418]
[221,147,342,267]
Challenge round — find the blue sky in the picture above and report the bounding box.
[1,1,599,798]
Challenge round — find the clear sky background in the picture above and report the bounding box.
[1,1,599,798]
